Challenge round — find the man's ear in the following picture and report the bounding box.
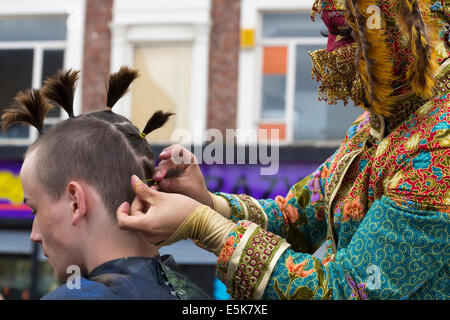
[67,181,87,226]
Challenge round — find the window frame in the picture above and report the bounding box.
[255,10,346,147]
[0,39,66,146]
[110,0,211,145]
[0,0,86,147]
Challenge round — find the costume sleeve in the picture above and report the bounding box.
[216,195,449,300]
[213,112,369,254]
[213,159,331,254]
[215,110,449,300]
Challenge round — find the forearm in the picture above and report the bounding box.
[216,196,449,300]
[208,149,336,251]
[212,192,269,228]
[209,192,232,219]
[160,205,236,256]
[212,185,327,254]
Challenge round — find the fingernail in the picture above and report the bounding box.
[159,151,167,157]
[154,171,161,180]
[131,175,141,186]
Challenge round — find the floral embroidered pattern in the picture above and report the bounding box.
[273,256,315,300]
[275,190,300,226]
[215,63,450,300]
[343,196,364,222]
[216,220,251,282]
[345,274,367,300]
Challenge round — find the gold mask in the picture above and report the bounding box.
[309,42,364,107]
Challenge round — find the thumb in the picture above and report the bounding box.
[131,175,157,203]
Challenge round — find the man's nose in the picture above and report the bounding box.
[30,217,42,243]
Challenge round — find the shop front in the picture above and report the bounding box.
[0,155,59,299]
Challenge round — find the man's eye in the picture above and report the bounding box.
[30,209,37,217]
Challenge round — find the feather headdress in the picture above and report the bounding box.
[342,0,443,115]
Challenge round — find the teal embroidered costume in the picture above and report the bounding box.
[214,0,450,300]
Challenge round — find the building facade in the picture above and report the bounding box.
[0,0,362,299]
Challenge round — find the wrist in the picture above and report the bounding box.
[159,204,235,256]
[209,193,232,219]
[208,191,216,209]
[190,206,236,256]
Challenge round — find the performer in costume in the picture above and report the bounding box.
[116,0,449,299]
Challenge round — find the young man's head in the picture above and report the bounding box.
[2,68,173,281]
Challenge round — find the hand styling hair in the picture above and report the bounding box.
[1,66,174,218]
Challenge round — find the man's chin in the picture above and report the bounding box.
[46,259,68,284]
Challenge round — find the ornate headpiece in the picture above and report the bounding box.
[310,0,449,116]
[310,0,364,107]
[311,0,347,21]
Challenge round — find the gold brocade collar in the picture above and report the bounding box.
[369,58,450,142]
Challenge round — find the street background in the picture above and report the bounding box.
[0,0,363,299]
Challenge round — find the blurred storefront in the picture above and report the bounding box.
[0,0,83,299]
[0,0,362,299]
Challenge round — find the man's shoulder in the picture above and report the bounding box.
[41,277,117,300]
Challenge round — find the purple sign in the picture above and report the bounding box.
[0,160,31,219]
[201,162,319,199]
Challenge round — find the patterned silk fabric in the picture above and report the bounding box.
[214,60,450,300]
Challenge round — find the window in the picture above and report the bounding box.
[258,12,363,144]
[0,16,67,145]
[131,45,192,143]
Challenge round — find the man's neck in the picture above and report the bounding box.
[83,223,159,276]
